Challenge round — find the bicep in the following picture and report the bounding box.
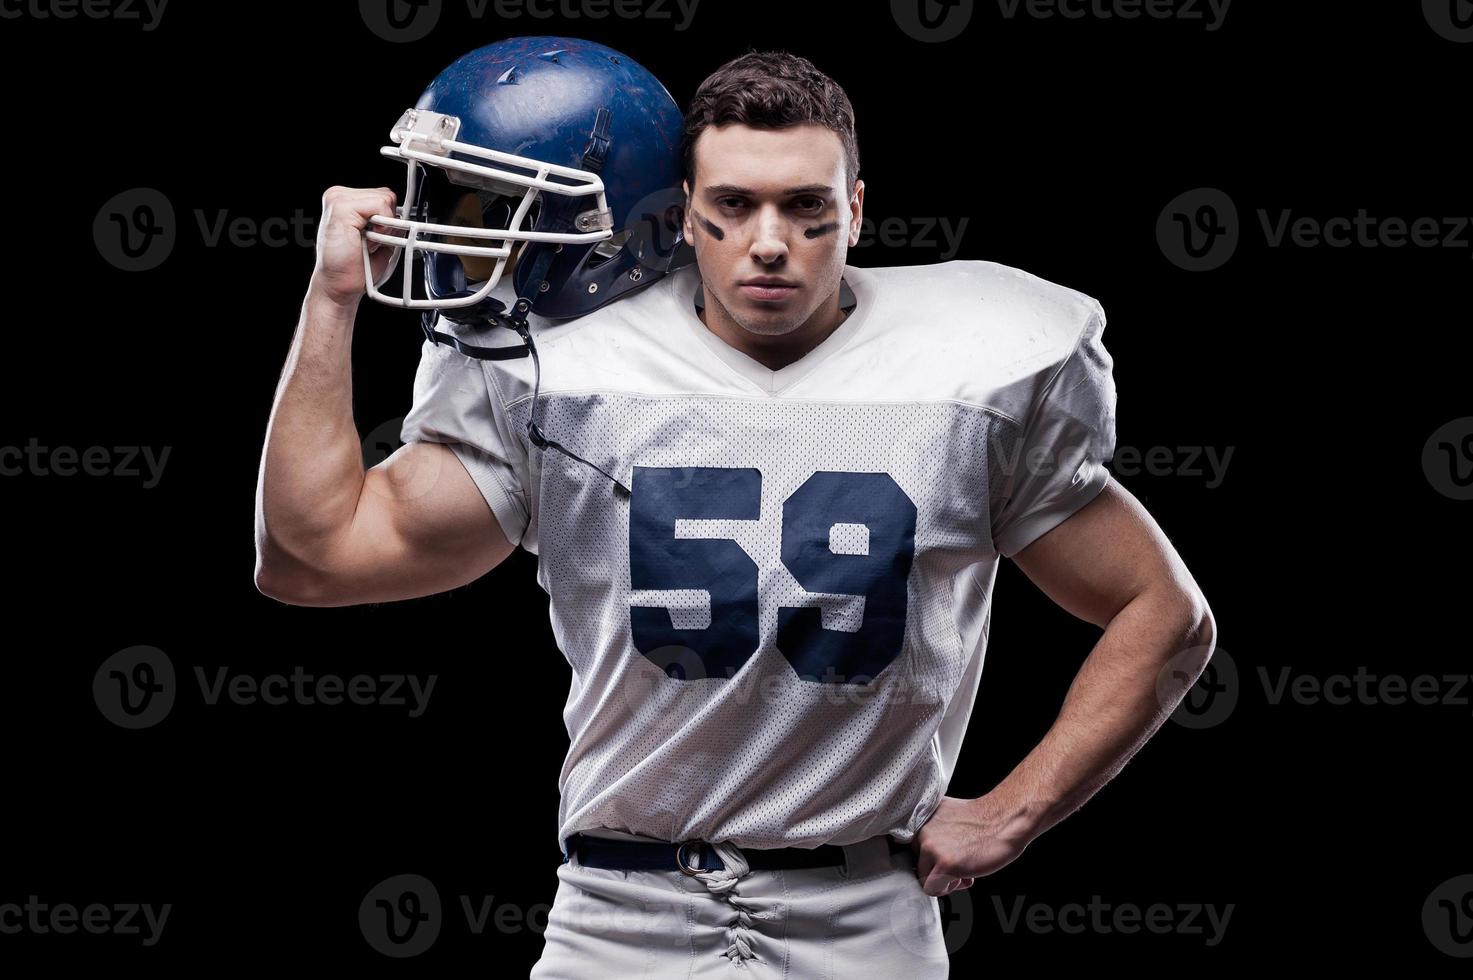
[321,441,515,605]
[1008,478,1195,629]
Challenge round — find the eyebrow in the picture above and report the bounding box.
[703,184,835,197]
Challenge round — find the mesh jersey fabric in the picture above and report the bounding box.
[400,259,1118,854]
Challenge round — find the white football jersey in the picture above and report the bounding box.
[401,259,1117,854]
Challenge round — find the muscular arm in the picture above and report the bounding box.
[913,477,1216,894]
[992,476,1215,831]
[253,187,515,608]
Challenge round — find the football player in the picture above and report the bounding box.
[255,39,1216,978]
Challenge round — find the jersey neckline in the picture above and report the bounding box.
[664,264,874,396]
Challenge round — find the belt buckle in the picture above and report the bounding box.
[675,840,705,876]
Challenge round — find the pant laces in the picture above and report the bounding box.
[691,841,767,965]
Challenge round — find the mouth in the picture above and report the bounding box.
[738,279,800,302]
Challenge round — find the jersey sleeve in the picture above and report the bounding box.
[991,301,1118,558]
[399,336,532,549]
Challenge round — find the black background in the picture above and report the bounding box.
[3,0,1469,972]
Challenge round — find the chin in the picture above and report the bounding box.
[734,311,805,338]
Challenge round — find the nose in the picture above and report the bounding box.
[749,203,789,266]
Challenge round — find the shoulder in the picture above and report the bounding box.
[855,258,1101,342]
[534,265,688,349]
[843,260,1106,415]
[479,265,693,404]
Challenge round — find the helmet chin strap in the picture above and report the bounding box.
[419,105,631,498]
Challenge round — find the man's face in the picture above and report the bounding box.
[682,123,863,339]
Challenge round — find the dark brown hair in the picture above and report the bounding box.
[681,50,859,193]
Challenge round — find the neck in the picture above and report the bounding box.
[698,286,849,372]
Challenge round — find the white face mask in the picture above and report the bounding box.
[361,108,614,314]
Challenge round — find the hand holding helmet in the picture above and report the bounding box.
[310,185,403,309]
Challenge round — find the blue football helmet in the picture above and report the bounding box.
[363,36,688,330]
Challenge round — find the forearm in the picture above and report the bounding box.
[254,284,368,583]
[987,586,1216,841]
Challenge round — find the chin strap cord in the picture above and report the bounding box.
[511,317,631,497]
[420,308,630,499]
